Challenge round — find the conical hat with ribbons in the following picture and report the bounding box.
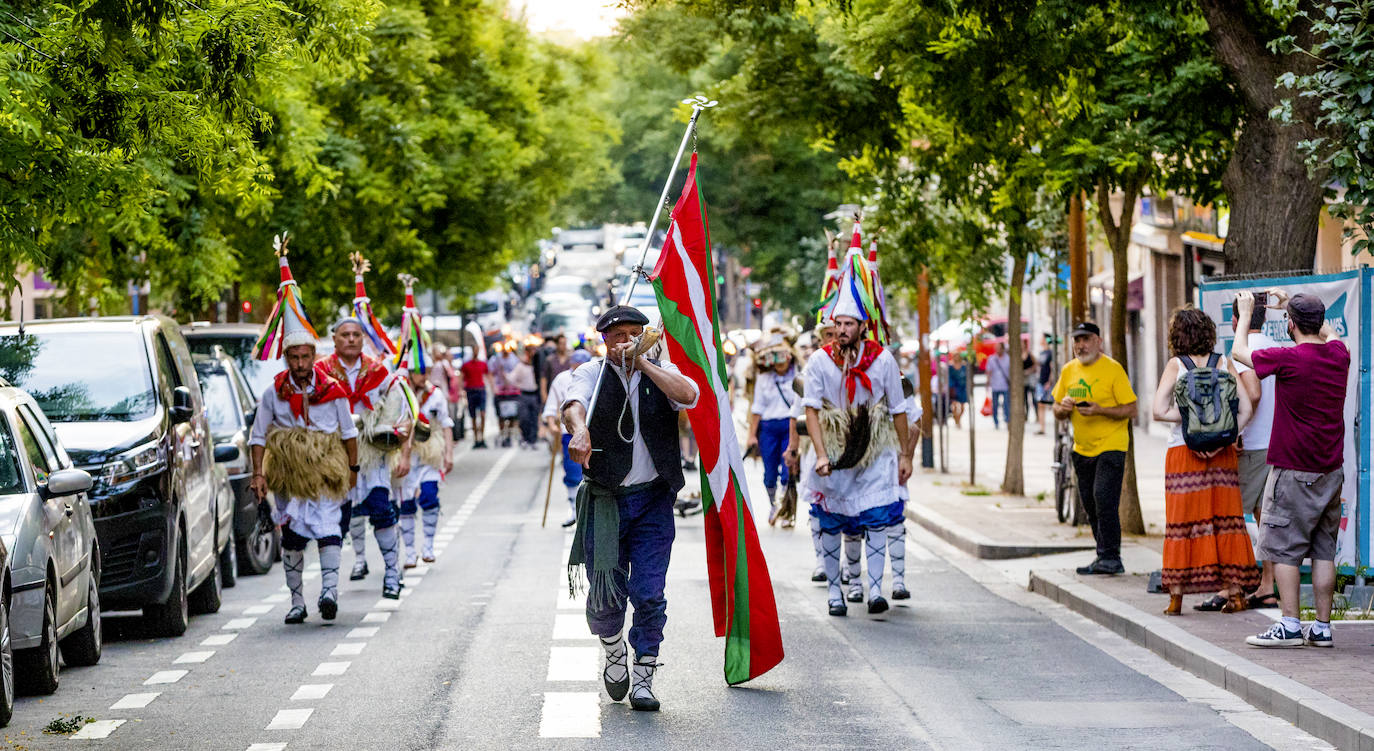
[252,232,319,359]
[393,273,433,373]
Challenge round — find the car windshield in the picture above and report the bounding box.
[186,335,280,397]
[0,332,157,422]
[196,368,240,437]
[0,418,23,495]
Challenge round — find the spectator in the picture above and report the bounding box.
[541,334,573,403]
[946,355,968,428]
[1231,297,1280,609]
[460,347,490,448]
[511,346,540,448]
[1021,349,1036,424]
[1052,321,1137,576]
[490,344,521,447]
[1234,290,1349,648]
[1035,334,1055,435]
[986,342,1011,429]
[1150,307,1257,616]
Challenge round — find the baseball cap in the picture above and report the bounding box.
[1070,321,1101,338]
[1287,293,1326,333]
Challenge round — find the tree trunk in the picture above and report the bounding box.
[917,269,935,469]
[1002,249,1027,495]
[968,344,976,487]
[1095,175,1146,535]
[1069,191,1088,323]
[1199,0,1328,274]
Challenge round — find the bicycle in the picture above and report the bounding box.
[1053,420,1087,526]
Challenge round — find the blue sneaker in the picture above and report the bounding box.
[1303,626,1333,648]
[1246,621,1304,647]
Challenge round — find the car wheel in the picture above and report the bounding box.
[220,523,238,589]
[16,581,58,695]
[238,521,277,576]
[189,537,222,616]
[59,565,102,667]
[144,539,188,637]
[0,596,15,727]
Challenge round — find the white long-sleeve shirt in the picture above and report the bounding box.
[249,375,358,446]
[563,359,699,486]
[542,369,576,432]
[751,369,797,421]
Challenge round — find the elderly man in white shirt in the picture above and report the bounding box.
[561,306,698,713]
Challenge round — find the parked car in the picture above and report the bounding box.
[0,317,229,637]
[0,383,98,711]
[183,322,283,400]
[192,351,278,578]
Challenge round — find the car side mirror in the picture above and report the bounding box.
[170,386,195,424]
[213,444,240,463]
[44,468,92,497]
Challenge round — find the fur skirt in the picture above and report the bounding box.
[816,401,898,470]
[264,427,351,503]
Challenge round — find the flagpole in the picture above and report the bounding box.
[583,96,717,426]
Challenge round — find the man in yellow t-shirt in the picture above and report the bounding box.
[1052,321,1137,576]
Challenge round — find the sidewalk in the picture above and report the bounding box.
[904,407,1374,749]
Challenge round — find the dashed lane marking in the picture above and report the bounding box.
[264,593,289,603]
[538,692,600,738]
[201,633,237,646]
[173,651,215,664]
[546,647,599,681]
[109,692,160,710]
[143,670,188,685]
[223,617,258,629]
[347,627,378,638]
[291,684,333,701]
[245,744,287,751]
[243,604,274,615]
[552,614,595,641]
[361,612,391,624]
[71,719,126,739]
[266,708,314,730]
[330,642,365,657]
[312,661,350,677]
[371,599,401,612]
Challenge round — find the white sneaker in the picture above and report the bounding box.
[1245,621,1304,647]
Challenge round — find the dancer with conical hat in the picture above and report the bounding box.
[396,274,453,567]
[323,257,413,599]
[248,232,359,624]
[803,223,912,616]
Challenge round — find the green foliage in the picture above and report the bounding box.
[1272,0,1374,256]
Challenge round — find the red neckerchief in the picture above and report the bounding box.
[274,364,349,423]
[323,353,390,411]
[823,340,884,404]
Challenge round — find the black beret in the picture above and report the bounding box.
[596,305,650,332]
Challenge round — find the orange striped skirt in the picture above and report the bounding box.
[1162,445,1260,594]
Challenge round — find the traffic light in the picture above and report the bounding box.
[241,300,252,315]
[752,298,762,308]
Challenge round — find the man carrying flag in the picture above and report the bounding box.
[563,306,699,712]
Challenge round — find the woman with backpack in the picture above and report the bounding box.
[1151,307,1259,616]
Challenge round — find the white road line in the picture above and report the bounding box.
[538,692,600,738]
[291,684,333,701]
[144,670,188,685]
[201,633,238,646]
[556,588,586,611]
[372,599,401,611]
[109,692,160,710]
[361,612,391,623]
[243,605,274,615]
[313,661,351,676]
[223,617,258,630]
[552,613,595,640]
[303,571,319,582]
[246,744,288,751]
[546,647,599,681]
[264,593,289,603]
[399,588,413,598]
[71,719,126,739]
[330,642,366,657]
[347,627,379,639]
[266,708,314,730]
[174,650,215,664]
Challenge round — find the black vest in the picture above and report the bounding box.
[586,360,684,494]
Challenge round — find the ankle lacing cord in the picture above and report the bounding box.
[632,659,661,697]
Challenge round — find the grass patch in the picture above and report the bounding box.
[960,486,992,496]
[43,716,94,735]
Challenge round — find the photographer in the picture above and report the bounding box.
[1233,290,1349,648]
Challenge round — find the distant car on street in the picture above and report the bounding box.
[193,352,278,579]
[0,383,100,710]
[0,317,229,637]
[183,322,283,399]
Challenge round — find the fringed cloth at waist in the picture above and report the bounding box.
[264,427,351,503]
[817,400,898,470]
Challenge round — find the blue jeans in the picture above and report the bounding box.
[757,418,790,491]
[991,389,1010,428]
[582,481,676,659]
[351,486,399,529]
[561,433,583,488]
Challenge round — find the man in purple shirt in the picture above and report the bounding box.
[1232,290,1349,648]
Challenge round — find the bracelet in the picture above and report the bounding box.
[348,464,361,472]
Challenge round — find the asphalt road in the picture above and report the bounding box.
[0,444,1332,750]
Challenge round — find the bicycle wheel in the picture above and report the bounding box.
[1054,439,1072,523]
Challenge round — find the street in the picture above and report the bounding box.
[0,442,1327,750]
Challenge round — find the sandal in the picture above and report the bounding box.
[1246,592,1279,609]
[1192,594,1228,612]
[1221,592,1248,613]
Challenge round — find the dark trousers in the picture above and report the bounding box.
[1071,450,1125,562]
[518,391,540,444]
[991,389,1010,427]
[758,418,790,490]
[582,481,676,659]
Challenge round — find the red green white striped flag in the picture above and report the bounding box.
[649,153,784,685]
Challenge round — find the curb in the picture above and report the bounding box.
[1030,569,1374,750]
[904,503,1095,560]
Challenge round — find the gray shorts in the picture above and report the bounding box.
[1257,467,1344,566]
[1237,449,1270,516]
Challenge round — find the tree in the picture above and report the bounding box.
[1271,0,1374,256]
